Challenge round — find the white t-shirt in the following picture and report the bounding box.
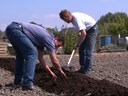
[71,12,96,31]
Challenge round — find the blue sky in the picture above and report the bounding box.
[0,0,127,31]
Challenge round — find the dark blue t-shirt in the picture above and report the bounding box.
[20,23,55,52]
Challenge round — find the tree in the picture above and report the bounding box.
[98,12,128,36]
[59,27,77,54]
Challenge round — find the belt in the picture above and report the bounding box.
[12,22,24,32]
[12,22,22,27]
[87,23,97,31]
[18,24,22,28]
[92,22,97,28]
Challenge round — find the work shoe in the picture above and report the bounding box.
[76,69,90,74]
[22,85,35,91]
[13,79,22,88]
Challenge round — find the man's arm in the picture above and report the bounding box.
[73,29,86,49]
[49,51,67,78]
[49,51,61,69]
[38,49,57,78]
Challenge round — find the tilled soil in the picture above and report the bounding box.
[0,52,128,96]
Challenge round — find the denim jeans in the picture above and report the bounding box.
[79,24,98,72]
[5,22,37,86]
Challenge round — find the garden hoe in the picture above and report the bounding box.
[62,49,77,72]
[67,49,75,66]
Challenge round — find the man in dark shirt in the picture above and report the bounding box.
[5,22,67,90]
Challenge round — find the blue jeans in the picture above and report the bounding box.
[5,22,37,86]
[79,24,98,72]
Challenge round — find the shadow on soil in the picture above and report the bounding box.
[0,57,128,96]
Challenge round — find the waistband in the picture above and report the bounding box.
[11,22,25,35]
[12,22,24,33]
[12,22,22,28]
[87,23,97,31]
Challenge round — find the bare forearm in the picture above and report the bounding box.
[49,52,67,78]
[38,49,55,76]
[51,58,61,70]
[76,30,86,46]
[49,52,62,70]
[77,35,86,46]
[39,57,56,76]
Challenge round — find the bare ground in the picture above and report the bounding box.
[0,52,128,96]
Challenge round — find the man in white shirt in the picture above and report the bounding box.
[59,9,98,74]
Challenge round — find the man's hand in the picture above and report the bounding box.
[73,29,86,50]
[49,52,67,78]
[57,68,67,78]
[73,43,79,49]
[49,71,57,79]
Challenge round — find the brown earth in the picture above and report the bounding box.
[0,52,128,96]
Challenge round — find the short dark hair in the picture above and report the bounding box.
[59,9,71,20]
[54,34,65,46]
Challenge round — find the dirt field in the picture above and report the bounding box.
[0,52,128,96]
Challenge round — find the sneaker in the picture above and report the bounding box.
[22,85,35,90]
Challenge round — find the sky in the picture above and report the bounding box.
[0,0,128,31]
